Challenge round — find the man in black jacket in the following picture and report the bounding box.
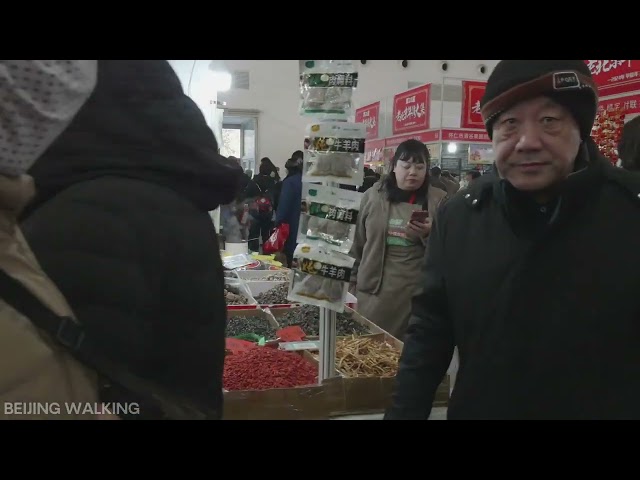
[386,60,640,420]
[20,60,243,419]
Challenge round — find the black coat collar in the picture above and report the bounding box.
[462,141,609,238]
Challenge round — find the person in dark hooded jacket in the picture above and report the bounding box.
[247,162,277,252]
[386,60,640,420]
[275,156,303,267]
[20,60,244,420]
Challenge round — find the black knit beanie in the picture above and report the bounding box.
[481,60,599,139]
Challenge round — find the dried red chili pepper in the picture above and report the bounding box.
[223,347,317,391]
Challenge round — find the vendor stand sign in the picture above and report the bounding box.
[468,144,495,165]
[585,60,640,97]
[355,101,380,139]
[441,128,490,143]
[598,93,640,115]
[460,80,486,129]
[392,84,431,135]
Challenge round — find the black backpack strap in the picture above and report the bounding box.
[0,268,219,420]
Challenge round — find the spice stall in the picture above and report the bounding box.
[219,61,450,419]
[220,238,450,418]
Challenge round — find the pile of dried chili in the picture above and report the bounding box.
[223,347,317,391]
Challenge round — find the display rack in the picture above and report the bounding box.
[293,60,364,384]
[318,299,337,382]
[316,179,344,383]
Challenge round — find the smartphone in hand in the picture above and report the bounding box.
[410,210,429,224]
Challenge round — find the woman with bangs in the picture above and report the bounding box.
[349,139,447,339]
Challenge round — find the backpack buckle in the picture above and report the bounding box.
[56,316,85,351]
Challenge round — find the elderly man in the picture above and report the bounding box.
[385,60,640,420]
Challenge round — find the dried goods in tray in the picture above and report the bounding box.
[335,335,401,378]
[226,315,277,340]
[276,304,369,337]
[223,346,317,391]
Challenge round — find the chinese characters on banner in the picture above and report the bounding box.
[355,102,380,139]
[585,60,640,97]
[392,84,431,135]
[598,93,640,115]
[460,80,486,129]
[384,130,441,147]
[440,128,491,143]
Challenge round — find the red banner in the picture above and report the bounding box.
[441,128,491,143]
[598,93,640,115]
[461,81,486,129]
[355,102,380,139]
[385,129,441,148]
[585,60,640,97]
[392,84,431,135]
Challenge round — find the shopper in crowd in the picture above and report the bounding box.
[219,155,245,244]
[21,60,244,420]
[258,157,281,210]
[441,169,461,195]
[234,166,262,245]
[272,150,304,228]
[464,169,481,187]
[386,60,640,420]
[350,139,447,339]
[618,115,640,171]
[359,167,380,193]
[429,166,449,194]
[248,162,278,252]
[260,157,280,182]
[275,155,303,267]
[0,60,100,419]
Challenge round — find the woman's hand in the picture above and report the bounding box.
[406,219,432,241]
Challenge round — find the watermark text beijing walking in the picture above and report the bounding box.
[4,402,140,416]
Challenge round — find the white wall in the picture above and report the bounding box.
[351,60,499,106]
[217,60,309,170]
[168,60,223,230]
[168,60,221,137]
[172,60,501,170]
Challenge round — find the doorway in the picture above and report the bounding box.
[220,111,259,176]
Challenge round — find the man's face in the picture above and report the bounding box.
[492,96,581,195]
[465,173,474,184]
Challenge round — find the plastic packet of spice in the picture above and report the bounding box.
[299,60,358,120]
[297,184,362,255]
[302,122,366,187]
[287,244,355,312]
